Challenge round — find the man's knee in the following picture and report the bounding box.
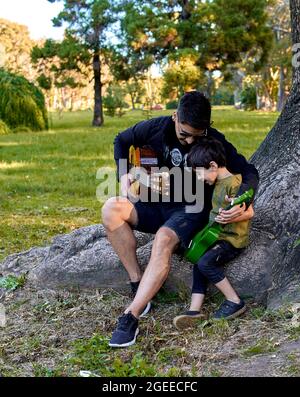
[101,197,133,230]
[102,197,137,229]
[153,227,179,252]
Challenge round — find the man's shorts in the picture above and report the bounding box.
[132,201,210,250]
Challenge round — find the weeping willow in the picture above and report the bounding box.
[0,69,48,132]
[0,119,11,135]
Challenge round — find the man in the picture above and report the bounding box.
[102,91,258,347]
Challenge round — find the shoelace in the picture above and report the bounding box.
[219,302,232,312]
[118,314,134,331]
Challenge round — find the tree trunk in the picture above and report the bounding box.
[92,53,103,127]
[130,92,136,110]
[236,0,300,308]
[277,66,287,112]
[233,69,245,109]
[180,0,191,20]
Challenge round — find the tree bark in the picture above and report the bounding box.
[277,66,287,112]
[92,53,104,127]
[235,0,300,307]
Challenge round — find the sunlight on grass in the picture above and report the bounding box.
[0,161,36,170]
[0,142,31,147]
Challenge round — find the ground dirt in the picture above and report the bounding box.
[0,285,300,377]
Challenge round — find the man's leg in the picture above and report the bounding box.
[125,226,179,318]
[101,197,141,282]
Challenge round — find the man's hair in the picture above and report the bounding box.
[177,91,211,130]
[187,136,227,169]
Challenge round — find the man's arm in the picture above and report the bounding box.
[214,131,259,197]
[216,203,254,224]
[114,119,154,181]
[211,130,259,222]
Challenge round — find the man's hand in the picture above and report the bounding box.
[120,173,139,198]
[215,195,254,224]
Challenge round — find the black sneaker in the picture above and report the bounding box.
[130,281,152,317]
[109,312,139,348]
[173,311,208,330]
[212,299,246,320]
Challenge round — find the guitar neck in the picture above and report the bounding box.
[211,188,254,227]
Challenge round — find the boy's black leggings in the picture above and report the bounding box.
[192,240,242,295]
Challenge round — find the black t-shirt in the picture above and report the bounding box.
[163,133,202,204]
[165,135,190,169]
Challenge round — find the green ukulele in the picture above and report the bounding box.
[184,188,254,264]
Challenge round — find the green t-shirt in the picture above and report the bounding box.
[210,174,250,248]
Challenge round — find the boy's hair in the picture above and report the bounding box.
[187,136,227,169]
[177,91,211,130]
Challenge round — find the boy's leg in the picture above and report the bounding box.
[189,263,208,311]
[190,293,205,311]
[214,278,240,304]
[173,264,208,330]
[196,241,246,319]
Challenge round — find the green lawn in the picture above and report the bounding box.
[0,107,279,261]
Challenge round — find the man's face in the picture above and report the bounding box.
[174,112,207,146]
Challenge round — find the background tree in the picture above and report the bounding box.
[161,51,203,99]
[268,0,292,111]
[120,0,273,98]
[106,49,149,110]
[0,69,48,132]
[44,0,117,126]
[103,84,127,117]
[0,19,35,80]
[239,0,292,111]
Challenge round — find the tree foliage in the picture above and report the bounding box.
[0,19,35,79]
[120,0,273,71]
[0,119,11,135]
[162,52,202,99]
[0,69,48,132]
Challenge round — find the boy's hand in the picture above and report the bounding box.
[215,195,254,224]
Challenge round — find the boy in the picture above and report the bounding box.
[173,137,254,330]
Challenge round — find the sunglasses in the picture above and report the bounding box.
[178,124,208,139]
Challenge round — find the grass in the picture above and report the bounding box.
[0,107,278,262]
[241,338,278,358]
[0,274,26,290]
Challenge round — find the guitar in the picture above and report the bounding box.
[128,145,170,197]
[184,188,254,264]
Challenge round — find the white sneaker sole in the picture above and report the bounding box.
[109,328,139,348]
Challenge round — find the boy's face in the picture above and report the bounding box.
[195,162,218,185]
